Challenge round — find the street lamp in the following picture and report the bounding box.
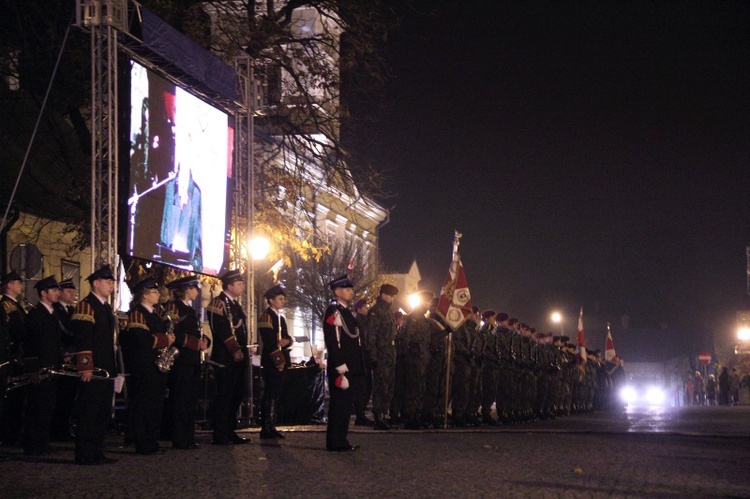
[245,234,270,426]
[408,293,421,310]
[551,311,564,335]
[249,236,270,261]
[738,327,750,342]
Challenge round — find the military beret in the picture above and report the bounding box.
[471,305,480,314]
[220,269,244,286]
[166,275,201,290]
[495,312,509,322]
[131,277,159,294]
[59,278,76,290]
[264,283,285,299]
[379,283,399,296]
[508,318,519,326]
[87,264,115,283]
[329,274,354,290]
[1,270,23,286]
[34,275,61,291]
[393,311,404,320]
[481,310,496,320]
[560,336,570,343]
[353,299,368,310]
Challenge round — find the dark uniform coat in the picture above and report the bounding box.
[323,299,363,450]
[72,293,116,463]
[366,296,397,416]
[206,292,248,443]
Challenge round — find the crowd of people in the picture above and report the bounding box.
[684,368,745,407]
[0,266,667,460]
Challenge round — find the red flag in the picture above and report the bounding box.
[577,307,587,364]
[605,322,618,364]
[436,231,472,330]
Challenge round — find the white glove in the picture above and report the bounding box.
[335,364,348,374]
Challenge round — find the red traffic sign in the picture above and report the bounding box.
[698,351,712,365]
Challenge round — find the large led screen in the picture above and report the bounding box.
[127,61,233,276]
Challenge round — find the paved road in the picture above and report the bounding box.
[2,406,749,498]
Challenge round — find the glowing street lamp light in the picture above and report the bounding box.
[248,236,270,261]
[551,311,563,335]
[738,327,750,342]
[408,293,421,310]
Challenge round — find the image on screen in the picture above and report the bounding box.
[127,61,233,276]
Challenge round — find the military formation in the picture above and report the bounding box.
[0,265,623,462]
[353,284,623,432]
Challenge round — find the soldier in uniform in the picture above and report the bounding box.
[165,275,207,449]
[478,311,500,425]
[120,277,173,455]
[1,271,27,445]
[22,276,62,455]
[494,313,514,424]
[72,264,118,465]
[390,310,406,424]
[401,290,432,429]
[352,298,373,426]
[51,278,78,441]
[422,299,451,428]
[206,269,250,445]
[257,283,293,439]
[465,305,482,426]
[450,308,478,426]
[323,275,363,451]
[365,283,399,430]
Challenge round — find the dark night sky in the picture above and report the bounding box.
[350,1,750,340]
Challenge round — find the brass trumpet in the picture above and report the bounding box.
[58,363,112,380]
[6,370,52,392]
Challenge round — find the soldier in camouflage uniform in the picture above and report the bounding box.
[477,311,500,425]
[401,291,433,429]
[390,311,406,424]
[508,318,524,422]
[494,313,514,424]
[449,309,478,426]
[422,299,451,428]
[365,284,399,430]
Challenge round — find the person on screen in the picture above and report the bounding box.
[160,162,203,272]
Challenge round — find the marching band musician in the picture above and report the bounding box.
[206,269,250,445]
[258,283,293,439]
[1,271,27,445]
[72,264,118,465]
[22,276,62,455]
[51,277,78,441]
[165,275,208,449]
[119,277,174,455]
[323,274,364,452]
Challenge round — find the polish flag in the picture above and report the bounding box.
[577,307,587,364]
[605,323,618,364]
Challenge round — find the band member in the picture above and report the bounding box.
[165,275,208,449]
[120,277,173,455]
[323,274,364,452]
[206,269,249,445]
[2,270,27,445]
[51,278,77,440]
[23,276,62,455]
[258,284,293,439]
[72,264,118,465]
[366,283,399,430]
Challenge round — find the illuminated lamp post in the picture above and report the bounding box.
[551,311,564,336]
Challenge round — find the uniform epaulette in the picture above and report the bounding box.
[2,300,17,315]
[127,310,149,330]
[165,302,180,321]
[258,312,273,329]
[72,301,96,324]
[206,298,225,316]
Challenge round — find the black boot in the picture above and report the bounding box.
[268,401,284,439]
[260,399,274,439]
[373,413,391,431]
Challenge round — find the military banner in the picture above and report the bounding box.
[436,231,472,330]
[604,322,618,364]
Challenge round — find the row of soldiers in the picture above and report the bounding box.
[357,288,624,431]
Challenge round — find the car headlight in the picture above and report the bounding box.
[645,386,665,405]
[620,386,636,404]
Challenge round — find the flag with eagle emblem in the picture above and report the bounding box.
[436,231,472,330]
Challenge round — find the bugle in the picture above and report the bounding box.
[58,363,112,380]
